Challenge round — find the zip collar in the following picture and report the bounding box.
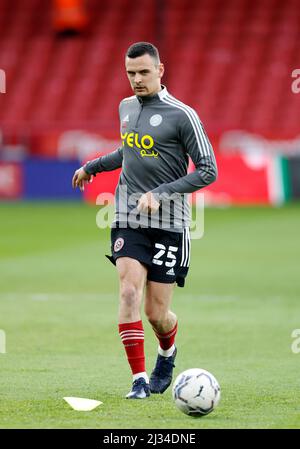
[137,85,168,104]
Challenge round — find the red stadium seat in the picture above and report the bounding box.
[0,0,299,143]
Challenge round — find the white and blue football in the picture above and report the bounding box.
[172,368,221,417]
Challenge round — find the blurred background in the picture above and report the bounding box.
[0,0,299,204]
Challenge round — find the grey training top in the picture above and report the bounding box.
[84,86,217,232]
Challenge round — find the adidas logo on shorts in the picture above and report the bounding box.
[166,268,175,276]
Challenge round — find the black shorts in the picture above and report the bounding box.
[106,225,190,287]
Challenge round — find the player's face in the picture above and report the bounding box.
[125,54,164,97]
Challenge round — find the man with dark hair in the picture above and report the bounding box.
[126,42,160,64]
[72,42,217,399]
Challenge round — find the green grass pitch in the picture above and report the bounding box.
[0,202,299,429]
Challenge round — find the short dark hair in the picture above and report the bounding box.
[126,42,160,64]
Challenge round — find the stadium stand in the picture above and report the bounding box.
[0,0,299,146]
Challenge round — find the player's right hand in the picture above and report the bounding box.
[72,167,92,192]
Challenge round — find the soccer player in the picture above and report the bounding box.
[72,42,217,399]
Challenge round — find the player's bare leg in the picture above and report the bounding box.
[117,257,146,323]
[144,281,177,333]
[144,281,178,394]
[116,257,150,398]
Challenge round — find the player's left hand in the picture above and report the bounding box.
[137,192,160,214]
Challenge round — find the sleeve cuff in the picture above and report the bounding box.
[83,158,102,175]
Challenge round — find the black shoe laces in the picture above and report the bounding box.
[132,378,146,389]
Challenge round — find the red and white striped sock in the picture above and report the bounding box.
[153,321,178,357]
[119,320,147,380]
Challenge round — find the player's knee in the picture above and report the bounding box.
[120,284,140,309]
[144,304,166,327]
